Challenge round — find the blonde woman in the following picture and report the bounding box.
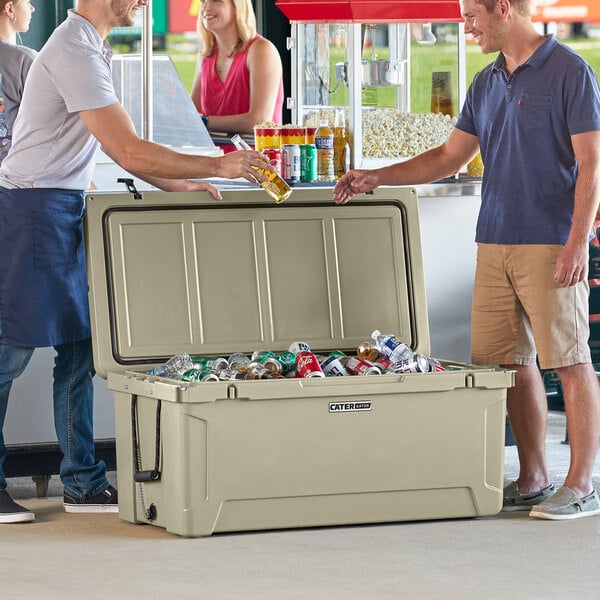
[191,0,283,135]
[0,0,36,163]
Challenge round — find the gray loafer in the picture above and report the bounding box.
[503,480,555,512]
[530,486,600,520]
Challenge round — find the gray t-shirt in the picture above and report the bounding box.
[0,10,118,189]
[0,41,37,164]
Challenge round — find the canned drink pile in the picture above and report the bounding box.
[146,330,445,383]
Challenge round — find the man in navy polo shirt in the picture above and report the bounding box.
[334,0,600,520]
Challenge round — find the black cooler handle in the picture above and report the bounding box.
[131,394,162,482]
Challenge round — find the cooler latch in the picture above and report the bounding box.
[117,177,143,200]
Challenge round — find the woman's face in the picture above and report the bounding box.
[10,0,35,33]
[200,0,236,33]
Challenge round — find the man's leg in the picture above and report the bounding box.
[52,339,109,498]
[503,363,552,495]
[556,362,600,498]
[0,342,35,523]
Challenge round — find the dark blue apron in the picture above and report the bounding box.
[0,187,90,347]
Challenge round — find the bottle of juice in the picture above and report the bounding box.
[314,120,334,182]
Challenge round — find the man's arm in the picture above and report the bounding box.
[79,102,269,184]
[555,129,600,287]
[333,128,480,204]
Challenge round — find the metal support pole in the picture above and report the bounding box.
[141,0,153,141]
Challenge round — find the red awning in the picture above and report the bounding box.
[275,0,463,23]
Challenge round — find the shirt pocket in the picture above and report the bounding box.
[517,93,552,129]
[32,208,83,270]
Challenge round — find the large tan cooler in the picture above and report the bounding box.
[84,186,514,537]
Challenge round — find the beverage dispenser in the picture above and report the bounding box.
[275,0,467,170]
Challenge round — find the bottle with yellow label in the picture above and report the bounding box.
[231,134,292,203]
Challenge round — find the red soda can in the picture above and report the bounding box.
[344,356,381,376]
[263,148,282,176]
[295,351,325,378]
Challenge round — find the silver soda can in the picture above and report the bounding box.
[320,355,349,376]
[281,144,301,183]
[200,371,220,382]
[288,341,311,354]
[345,356,381,376]
[393,353,431,373]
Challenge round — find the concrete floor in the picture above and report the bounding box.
[2,411,600,600]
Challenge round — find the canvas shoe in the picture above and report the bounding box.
[503,480,555,512]
[530,486,600,521]
[63,484,118,514]
[0,489,35,523]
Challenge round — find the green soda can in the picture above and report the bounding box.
[329,350,347,358]
[277,351,297,375]
[192,356,229,372]
[300,144,317,182]
[182,368,203,382]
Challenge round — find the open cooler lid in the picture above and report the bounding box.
[84,186,430,378]
[275,0,462,23]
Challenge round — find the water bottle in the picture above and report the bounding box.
[314,120,334,182]
[371,330,413,364]
[231,134,292,203]
[147,352,193,378]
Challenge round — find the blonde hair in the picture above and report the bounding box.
[197,0,257,58]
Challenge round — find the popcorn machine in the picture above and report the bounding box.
[275,0,467,169]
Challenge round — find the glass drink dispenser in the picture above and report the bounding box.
[276,0,466,170]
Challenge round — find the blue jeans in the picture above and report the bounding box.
[0,338,109,497]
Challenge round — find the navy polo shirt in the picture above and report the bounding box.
[456,35,600,244]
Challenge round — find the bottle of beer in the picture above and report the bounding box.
[231,134,292,203]
[333,109,349,180]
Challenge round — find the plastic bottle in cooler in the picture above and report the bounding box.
[314,120,334,182]
[230,134,292,203]
[371,330,413,364]
[147,352,193,378]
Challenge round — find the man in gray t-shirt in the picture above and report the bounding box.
[0,0,269,524]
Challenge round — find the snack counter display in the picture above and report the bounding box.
[276,0,467,170]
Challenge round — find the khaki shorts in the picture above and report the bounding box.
[471,244,591,370]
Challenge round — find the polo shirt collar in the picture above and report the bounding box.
[492,34,557,74]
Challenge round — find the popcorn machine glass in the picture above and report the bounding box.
[276,0,466,170]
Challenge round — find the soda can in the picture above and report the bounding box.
[218,368,248,380]
[251,350,276,362]
[192,356,229,372]
[344,355,381,376]
[329,350,347,358]
[277,351,297,374]
[392,353,431,373]
[281,144,301,183]
[182,368,203,382]
[246,362,273,379]
[200,371,220,382]
[429,358,445,372]
[295,351,325,378]
[320,355,349,377]
[300,144,317,182]
[229,352,251,371]
[263,148,282,176]
[288,341,311,354]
